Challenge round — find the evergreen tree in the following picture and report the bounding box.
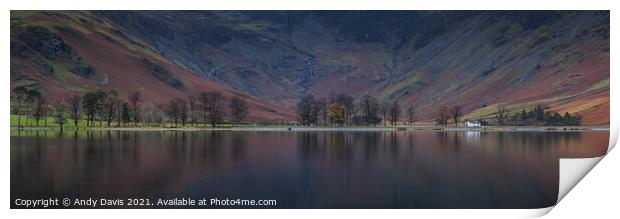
[121,103,131,126]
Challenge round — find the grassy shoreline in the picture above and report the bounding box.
[9,125,610,132]
[11,114,609,132]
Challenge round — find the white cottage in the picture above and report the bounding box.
[465,120,482,127]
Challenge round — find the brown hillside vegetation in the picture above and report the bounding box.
[10,11,295,122]
[11,11,609,125]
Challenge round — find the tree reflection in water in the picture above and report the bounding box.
[11,130,607,208]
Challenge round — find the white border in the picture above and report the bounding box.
[3,0,617,218]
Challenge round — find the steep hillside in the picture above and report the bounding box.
[11,11,610,125]
[98,11,609,125]
[10,11,296,122]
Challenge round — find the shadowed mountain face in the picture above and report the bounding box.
[10,11,296,122]
[11,11,609,124]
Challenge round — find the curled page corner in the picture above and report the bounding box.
[555,128,616,211]
[528,207,555,218]
[607,126,618,153]
[557,156,604,204]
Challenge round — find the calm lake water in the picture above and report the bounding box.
[11,130,609,208]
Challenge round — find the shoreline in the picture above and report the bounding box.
[9,126,610,132]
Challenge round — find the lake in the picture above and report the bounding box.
[10,130,609,208]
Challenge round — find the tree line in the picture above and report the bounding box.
[12,86,586,129]
[11,86,249,130]
[296,92,584,127]
[434,104,582,127]
[492,105,582,126]
[296,93,416,126]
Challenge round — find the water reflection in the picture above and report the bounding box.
[11,130,608,208]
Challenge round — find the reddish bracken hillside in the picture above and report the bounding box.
[11,11,609,125]
[304,13,609,125]
[96,11,608,125]
[10,11,295,122]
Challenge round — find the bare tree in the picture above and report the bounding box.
[12,86,29,129]
[450,105,463,126]
[188,95,197,125]
[104,91,120,126]
[296,93,320,126]
[388,101,401,126]
[82,90,106,126]
[361,95,380,125]
[129,91,142,125]
[142,103,165,126]
[44,102,52,127]
[318,98,328,125]
[437,105,450,126]
[380,101,390,126]
[198,92,209,126]
[25,89,42,127]
[332,94,354,125]
[53,99,67,131]
[179,98,188,126]
[166,98,181,126]
[32,94,47,127]
[67,94,81,128]
[405,104,416,126]
[116,99,124,127]
[352,101,361,126]
[205,92,225,127]
[230,95,249,125]
[142,103,155,125]
[154,104,165,125]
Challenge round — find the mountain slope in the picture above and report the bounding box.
[11,11,610,125]
[98,11,609,125]
[10,11,295,122]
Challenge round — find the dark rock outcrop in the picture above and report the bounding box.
[11,25,96,78]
